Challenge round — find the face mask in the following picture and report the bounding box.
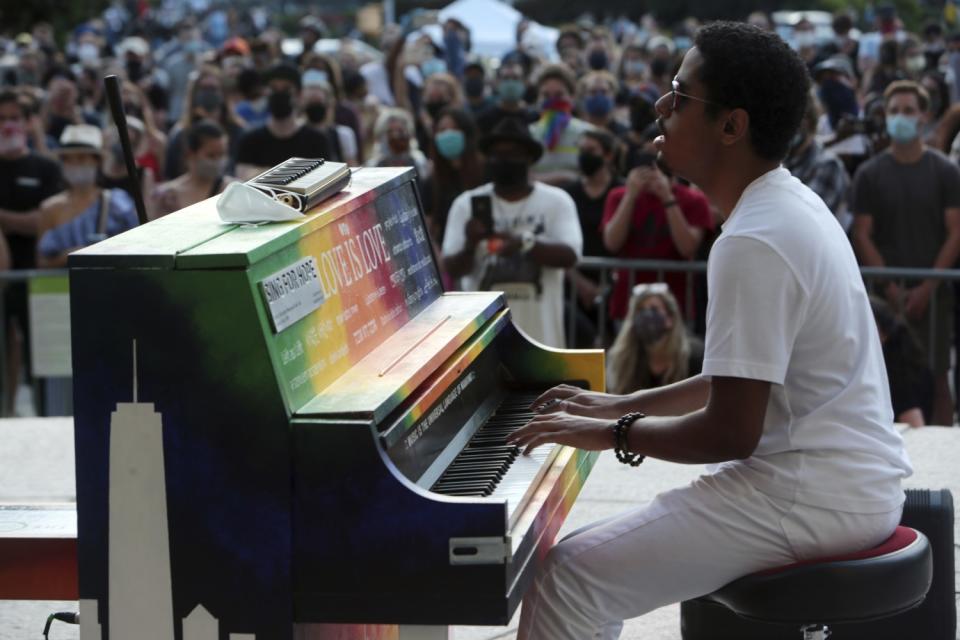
[906,55,926,73]
[497,79,526,102]
[194,156,226,180]
[421,58,446,78]
[425,100,448,121]
[194,87,223,112]
[268,90,294,120]
[584,94,614,118]
[587,50,609,70]
[794,31,816,48]
[649,57,669,77]
[464,77,485,99]
[486,157,528,190]
[624,60,646,77]
[540,97,572,113]
[386,134,409,155]
[633,307,669,346]
[126,59,144,83]
[305,102,327,124]
[578,151,604,177]
[64,164,98,187]
[434,129,465,159]
[77,42,100,66]
[886,113,920,144]
[0,123,27,155]
[787,129,806,155]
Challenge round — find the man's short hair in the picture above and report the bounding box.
[186,120,226,152]
[266,64,302,92]
[883,80,930,112]
[534,63,577,96]
[694,21,810,161]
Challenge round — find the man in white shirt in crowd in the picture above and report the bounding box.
[441,117,582,349]
[509,22,912,639]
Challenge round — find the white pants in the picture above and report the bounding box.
[517,467,903,640]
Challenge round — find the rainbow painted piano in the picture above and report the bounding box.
[69,167,603,639]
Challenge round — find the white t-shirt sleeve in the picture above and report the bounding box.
[441,191,472,257]
[542,188,583,258]
[702,235,807,385]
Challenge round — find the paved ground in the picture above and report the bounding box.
[1,420,957,639]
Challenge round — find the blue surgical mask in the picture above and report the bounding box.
[886,114,920,144]
[584,94,614,118]
[497,79,526,102]
[624,60,646,77]
[434,129,465,159]
[421,58,447,78]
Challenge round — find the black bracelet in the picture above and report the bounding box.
[613,412,646,467]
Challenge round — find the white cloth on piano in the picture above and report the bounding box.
[216,181,303,223]
[516,465,902,640]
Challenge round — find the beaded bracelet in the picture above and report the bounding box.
[613,412,646,467]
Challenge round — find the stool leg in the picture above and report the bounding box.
[800,624,831,640]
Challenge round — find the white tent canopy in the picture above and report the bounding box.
[438,0,558,61]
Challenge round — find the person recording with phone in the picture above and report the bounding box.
[600,150,712,324]
[441,117,582,349]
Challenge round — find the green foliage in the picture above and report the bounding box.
[0,0,110,43]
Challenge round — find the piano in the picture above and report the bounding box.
[69,167,603,639]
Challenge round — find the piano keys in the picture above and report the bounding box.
[69,166,604,639]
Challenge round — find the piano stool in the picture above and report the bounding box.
[690,526,932,639]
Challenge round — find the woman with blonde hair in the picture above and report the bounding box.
[606,282,703,394]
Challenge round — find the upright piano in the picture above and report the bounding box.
[69,167,604,639]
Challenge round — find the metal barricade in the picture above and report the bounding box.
[568,258,960,373]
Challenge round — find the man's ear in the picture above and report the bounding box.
[720,108,750,146]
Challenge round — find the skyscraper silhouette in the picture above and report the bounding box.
[107,340,175,639]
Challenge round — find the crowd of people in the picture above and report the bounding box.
[0,4,957,426]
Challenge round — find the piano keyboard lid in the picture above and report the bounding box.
[68,167,417,270]
[294,291,505,424]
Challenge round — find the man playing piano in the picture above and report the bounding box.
[509,22,912,640]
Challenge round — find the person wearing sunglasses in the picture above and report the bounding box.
[510,22,911,640]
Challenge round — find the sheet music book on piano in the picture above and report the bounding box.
[248,157,352,212]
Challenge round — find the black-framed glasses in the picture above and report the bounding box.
[667,79,721,112]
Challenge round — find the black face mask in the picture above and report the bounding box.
[587,50,609,71]
[578,151,604,177]
[194,88,223,113]
[486,157,529,190]
[464,77,485,99]
[268,90,295,120]
[425,100,448,120]
[650,57,669,77]
[126,59,144,83]
[305,102,327,124]
[633,307,669,346]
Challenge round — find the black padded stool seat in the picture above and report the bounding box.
[700,526,932,625]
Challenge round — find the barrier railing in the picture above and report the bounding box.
[1,261,958,416]
[569,258,960,373]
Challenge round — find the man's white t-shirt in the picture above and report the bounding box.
[442,182,583,349]
[703,167,912,514]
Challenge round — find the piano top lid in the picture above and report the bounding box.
[295,291,505,423]
[68,167,417,270]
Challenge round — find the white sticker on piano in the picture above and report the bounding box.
[259,257,325,333]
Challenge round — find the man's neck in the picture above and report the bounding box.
[268,116,298,138]
[696,153,781,221]
[889,139,925,164]
[72,184,100,199]
[499,100,520,112]
[494,182,533,202]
